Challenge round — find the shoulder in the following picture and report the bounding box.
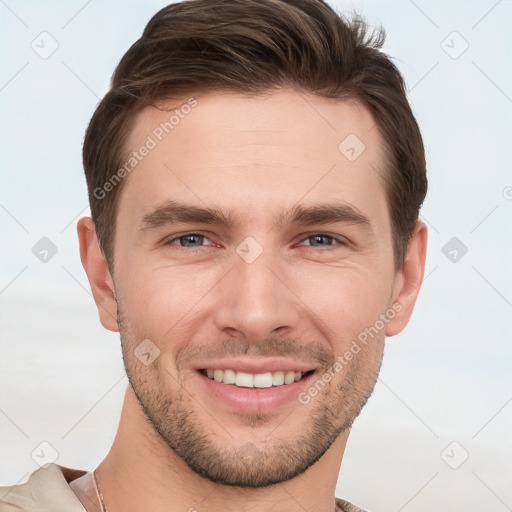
[0,463,87,512]
[335,496,370,512]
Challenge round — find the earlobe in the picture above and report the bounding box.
[385,221,428,337]
[77,217,119,332]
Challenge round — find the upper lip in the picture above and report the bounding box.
[193,357,317,374]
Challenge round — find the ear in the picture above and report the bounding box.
[386,221,428,337]
[77,217,119,332]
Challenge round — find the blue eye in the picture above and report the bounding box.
[164,232,346,252]
[300,234,345,249]
[167,233,213,249]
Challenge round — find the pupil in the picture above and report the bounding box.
[184,235,201,247]
[313,235,329,246]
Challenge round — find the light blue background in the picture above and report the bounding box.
[1,1,511,510]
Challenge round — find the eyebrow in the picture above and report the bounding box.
[138,199,373,233]
[139,200,240,231]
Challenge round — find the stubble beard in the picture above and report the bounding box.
[117,303,384,488]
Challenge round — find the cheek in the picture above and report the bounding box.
[118,263,220,338]
[117,247,395,354]
[295,264,393,344]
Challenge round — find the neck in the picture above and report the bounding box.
[95,386,348,512]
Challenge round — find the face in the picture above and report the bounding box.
[110,88,401,486]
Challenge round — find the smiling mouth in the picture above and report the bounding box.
[200,368,315,388]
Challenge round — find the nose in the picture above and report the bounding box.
[212,248,302,343]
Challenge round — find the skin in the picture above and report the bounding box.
[77,88,427,512]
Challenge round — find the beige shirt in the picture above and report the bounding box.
[0,464,367,512]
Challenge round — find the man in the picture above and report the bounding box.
[0,0,427,510]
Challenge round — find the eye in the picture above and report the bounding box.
[165,233,214,250]
[163,232,348,253]
[299,233,347,249]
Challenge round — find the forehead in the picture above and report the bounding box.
[119,88,390,229]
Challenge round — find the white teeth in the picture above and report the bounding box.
[284,371,296,385]
[204,369,306,387]
[272,371,285,386]
[235,371,254,388]
[223,369,236,384]
[253,372,273,388]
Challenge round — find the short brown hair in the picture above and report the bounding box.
[82,0,427,272]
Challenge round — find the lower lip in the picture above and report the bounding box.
[195,370,315,414]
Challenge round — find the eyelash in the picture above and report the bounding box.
[164,232,348,252]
